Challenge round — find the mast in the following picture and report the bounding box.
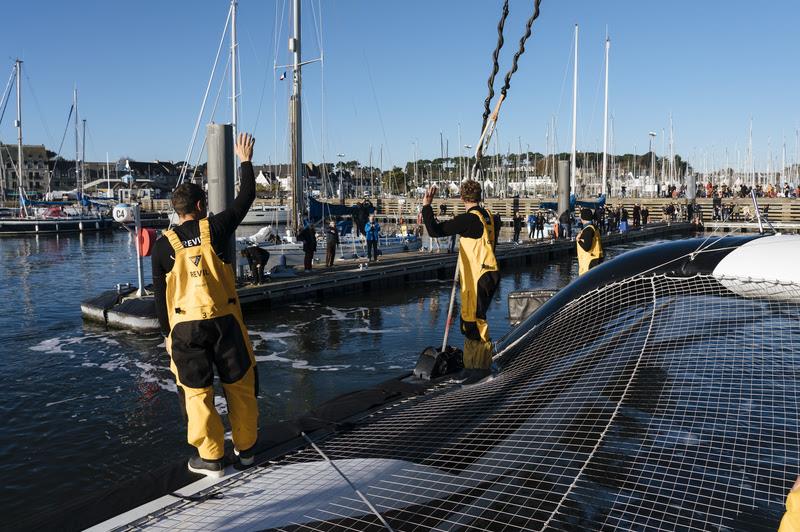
[106,152,111,198]
[601,35,610,197]
[782,136,786,186]
[289,0,303,233]
[74,87,80,196]
[230,0,238,150]
[15,59,23,193]
[82,119,86,198]
[749,117,754,187]
[570,24,578,193]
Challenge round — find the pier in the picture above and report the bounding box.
[81,222,692,332]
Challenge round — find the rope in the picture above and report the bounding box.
[499,0,542,99]
[476,0,543,171]
[479,0,509,139]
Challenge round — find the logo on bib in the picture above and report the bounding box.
[189,255,202,267]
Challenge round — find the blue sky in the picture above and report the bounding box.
[0,0,798,172]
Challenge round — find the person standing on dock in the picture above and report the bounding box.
[324,219,339,268]
[151,132,259,478]
[241,246,270,284]
[421,181,500,371]
[512,214,523,243]
[576,208,603,275]
[298,222,317,271]
[535,211,545,240]
[365,214,381,262]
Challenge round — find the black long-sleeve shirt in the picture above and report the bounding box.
[421,204,500,244]
[577,223,598,251]
[151,162,256,334]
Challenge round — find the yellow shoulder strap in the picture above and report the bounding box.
[164,230,183,252]
[471,209,495,245]
[199,218,212,247]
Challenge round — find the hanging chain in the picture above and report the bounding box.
[475,0,543,174]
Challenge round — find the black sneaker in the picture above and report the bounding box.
[234,446,256,467]
[188,455,224,478]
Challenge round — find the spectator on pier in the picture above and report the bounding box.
[527,212,536,239]
[365,214,381,262]
[535,211,545,239]
[559,209,573,240]
[641,206,649,227]
[577,208,603,276]
[421,181,500,372]
[324,219,339,268]
[298,222,317,271]
[241,246,270,284]
[439,203,448,217]
[512,214,523,243]
[151,132,259,478]
[632,204,641,229]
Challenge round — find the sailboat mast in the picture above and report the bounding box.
[15,59,24,192]
[601,35,609,197]
[289,0,303,233]
[230,0,238,144]
[570,24,578,193]
[82,119,86,197]
[74,87,80,196]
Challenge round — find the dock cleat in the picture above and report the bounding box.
[187,455,224,478]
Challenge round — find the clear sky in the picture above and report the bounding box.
[0,0,798,172]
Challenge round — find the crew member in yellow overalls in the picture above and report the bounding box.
[422,181,501,372]
[151,133,259,478]
[576,207,604,276]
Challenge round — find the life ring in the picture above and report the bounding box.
[138,228,157,257]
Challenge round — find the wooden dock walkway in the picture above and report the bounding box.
[82,222,692,332]
[238,222,692,307]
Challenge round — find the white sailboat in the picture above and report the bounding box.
[0,60,111,236]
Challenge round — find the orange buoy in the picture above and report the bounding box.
[138,228,157,257]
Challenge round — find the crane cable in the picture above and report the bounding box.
[472,0,543,180]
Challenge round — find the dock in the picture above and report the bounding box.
[81,222,692,332]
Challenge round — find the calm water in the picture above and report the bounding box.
[0,229,685,524]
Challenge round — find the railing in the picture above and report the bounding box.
[3,196,798,223]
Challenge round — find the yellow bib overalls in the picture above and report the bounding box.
[164,218,258,460]
[577,224,604,276]
[458,209,500,369]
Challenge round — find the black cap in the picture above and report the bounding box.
[580,208,593,221]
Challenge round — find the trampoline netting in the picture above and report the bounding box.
[122,273,800,531]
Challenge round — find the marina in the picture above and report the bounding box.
[3,0,800,531]
[81,221,691,332]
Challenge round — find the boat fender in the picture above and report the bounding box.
[413,346,464,380]
[138,228,157,257]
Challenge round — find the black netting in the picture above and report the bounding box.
[125,274,800,531]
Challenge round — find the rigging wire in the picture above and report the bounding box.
[23,70,55,148]
[48,104,74,190]
[178,3,232,186]
[0,65,16,128]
